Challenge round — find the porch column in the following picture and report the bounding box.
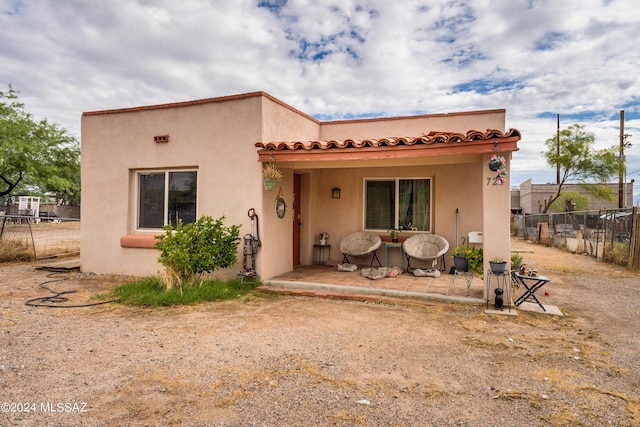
[482,153,512,305]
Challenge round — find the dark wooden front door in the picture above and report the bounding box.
[293,173,302,266]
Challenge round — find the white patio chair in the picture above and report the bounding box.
[402,234,449,272]
[340,231,382,268]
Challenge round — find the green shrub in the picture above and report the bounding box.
[547,191,592,212]
[155,215,241,287]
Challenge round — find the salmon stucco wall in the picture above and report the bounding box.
[293,159,487,269]
[319,109,506,141]
[81,92,515,286]
[81,93,323,279]
[81,96,267,276]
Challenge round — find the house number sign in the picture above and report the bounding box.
[486,177,505,186]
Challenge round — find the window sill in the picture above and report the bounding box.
[120,234,159,249]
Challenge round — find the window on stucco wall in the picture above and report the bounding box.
[364,178,431,232]
[137,170,197,229]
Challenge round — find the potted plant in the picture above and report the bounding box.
[317,232,328,245]
[489,256,507,274]
[452,252,469,272]
[487,154,505,171]
[452,245,483,275]
[511,253,523,271]
[387,227,403,243]
[262,162,282,191]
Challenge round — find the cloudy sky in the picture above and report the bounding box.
[1,0,639,204]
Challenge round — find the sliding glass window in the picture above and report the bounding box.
[137,170,197,229]
[365,178,431,232]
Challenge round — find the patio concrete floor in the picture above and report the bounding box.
[263,264,487,305]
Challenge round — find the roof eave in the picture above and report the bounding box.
[257,136,520,163]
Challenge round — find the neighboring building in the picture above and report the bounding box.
[512,178,635,214]
[81,91,521,296]
[4,196,40,216]
[2,195,80,219]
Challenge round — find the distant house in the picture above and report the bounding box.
[81,92,521,295]
[512,178,635,214]
[4,196,40,216]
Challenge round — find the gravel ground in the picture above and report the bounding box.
[1,238,639,426]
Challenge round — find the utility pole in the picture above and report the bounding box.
[556,114,560,184]
[618,110,632,208]
[619,110,624,208]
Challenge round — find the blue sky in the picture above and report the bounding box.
[1,0,639,204]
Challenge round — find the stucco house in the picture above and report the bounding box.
[80,91,520,293]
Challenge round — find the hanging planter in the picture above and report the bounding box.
[488,160,502,171]
[262,162,282,191]
[263,179,278,191]
[487,154,506,171]
[487,154,508,186]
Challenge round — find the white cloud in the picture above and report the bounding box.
[1,0,639,203]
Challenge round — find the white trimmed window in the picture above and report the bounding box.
[137,170,197,229]
[364,178,432,232]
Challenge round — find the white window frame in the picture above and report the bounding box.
[135,169,198,231]
[363,177,433,233]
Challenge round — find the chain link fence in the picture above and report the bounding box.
[512,208,638,268]
[0,215,80,262]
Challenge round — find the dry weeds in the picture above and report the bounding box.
[0,238,639,426]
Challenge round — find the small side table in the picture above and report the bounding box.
[383,241,405,270]
[313,244,331,265]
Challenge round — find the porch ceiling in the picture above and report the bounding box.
[255,128,521,162]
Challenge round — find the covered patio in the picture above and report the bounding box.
[265,264,486,305]
[255,122,521,303]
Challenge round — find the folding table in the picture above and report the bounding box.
[512,272,551,311]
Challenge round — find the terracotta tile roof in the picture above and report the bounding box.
[255,128,521,151]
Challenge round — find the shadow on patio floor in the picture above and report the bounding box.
[264,264,487,305]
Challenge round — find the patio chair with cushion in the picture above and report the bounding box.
[403,234,449,272]
[340,231,383,268]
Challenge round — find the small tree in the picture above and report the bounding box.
[0,85,80,203]
[155,215,241,287]
[547,191,591,213]
[541,124,619,213]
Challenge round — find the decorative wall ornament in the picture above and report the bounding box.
[488,154,508,186]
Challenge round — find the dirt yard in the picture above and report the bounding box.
[1,238,639,426]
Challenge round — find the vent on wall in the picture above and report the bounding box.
[154,135,169,143]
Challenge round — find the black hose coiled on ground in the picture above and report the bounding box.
[25,270,116,308]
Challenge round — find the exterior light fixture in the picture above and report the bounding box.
[332,188,341,199]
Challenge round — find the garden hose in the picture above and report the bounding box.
[25,270,116,308]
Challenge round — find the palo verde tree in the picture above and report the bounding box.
[547,191,592,213]
[541,124,620,213]
[0,85,80,205]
